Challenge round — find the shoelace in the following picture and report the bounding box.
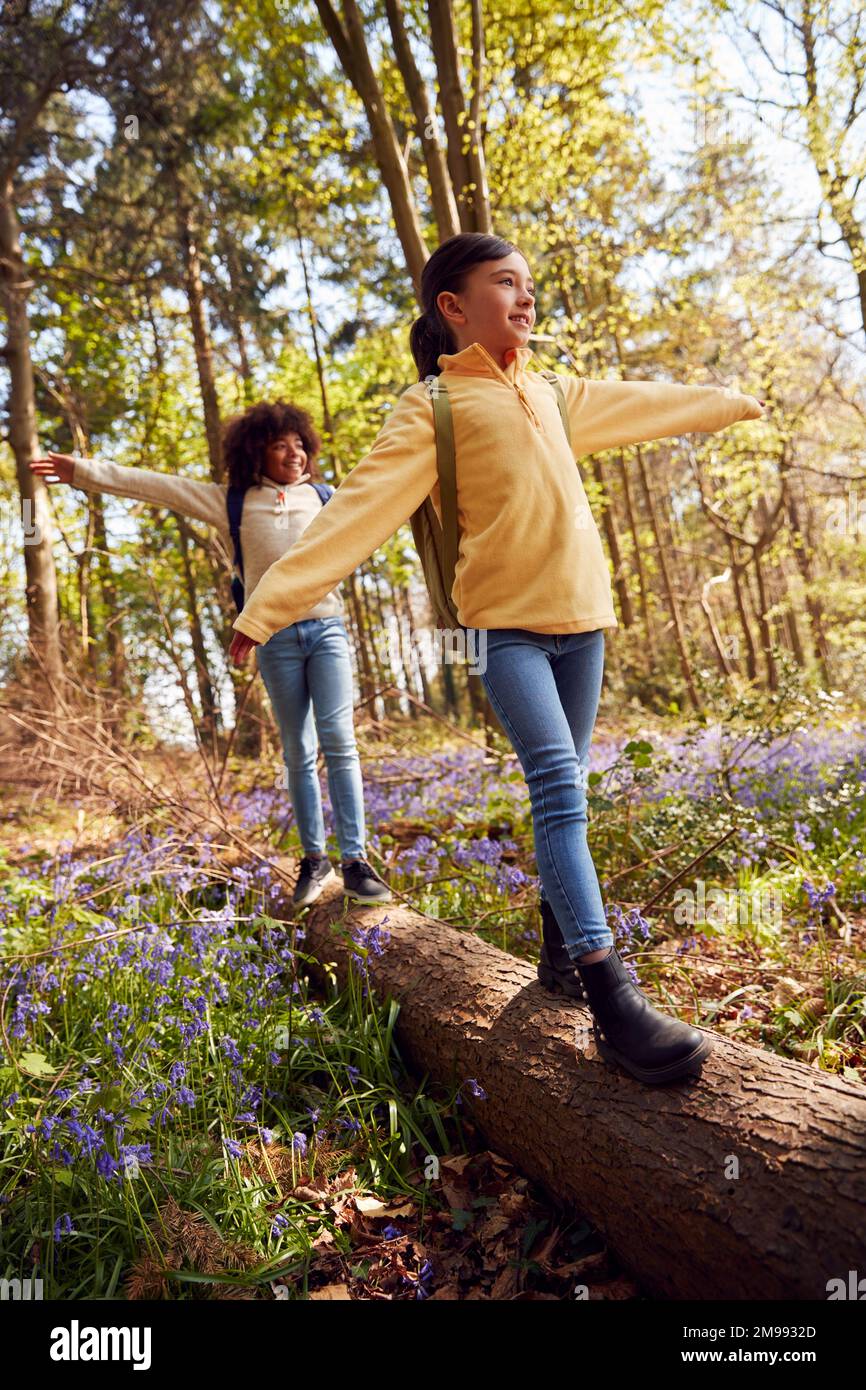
[343,859,377,878]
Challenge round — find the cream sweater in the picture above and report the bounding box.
[231,342,763,645]
[69,455,344,622]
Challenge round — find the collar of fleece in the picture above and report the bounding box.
[436,341,536,381]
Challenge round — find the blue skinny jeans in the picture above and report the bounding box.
[256,616,366,863]
[466,626,613,959]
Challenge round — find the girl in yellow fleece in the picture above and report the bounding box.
[229,232,764,1086]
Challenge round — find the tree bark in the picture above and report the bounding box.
[726,535,759,681]
[427,0,490,232]
[384,0,460,242]
[634,444,702,711]
[591,456,633,627]
[177,198,224,482]
[314,0,429,293]
[0,173,64,692]
[779,452,833,684]
[620,451,654,662]
[277,874,866,1301]
[174,512,219,747]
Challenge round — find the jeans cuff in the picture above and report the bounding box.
[567,936,614,962]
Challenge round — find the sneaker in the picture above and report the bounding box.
[292,854,336,908]
[341,857,392,905]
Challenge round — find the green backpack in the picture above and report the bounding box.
[407,369,572,631]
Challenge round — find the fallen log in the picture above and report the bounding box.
[268,862,866,1301]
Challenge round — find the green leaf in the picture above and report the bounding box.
[19,1051,56,1077]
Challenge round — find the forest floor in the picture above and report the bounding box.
[1,687,864,1299]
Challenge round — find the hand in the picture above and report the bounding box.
[229,630,259,666]
[30,452,76,484]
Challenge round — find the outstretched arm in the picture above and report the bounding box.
[31,451,228,531]
[231,383,438,648]
[558,374,764,457]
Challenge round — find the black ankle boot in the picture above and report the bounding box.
[576,945,713,1084]
[536,899,587,1001]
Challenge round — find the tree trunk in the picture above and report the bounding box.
[0,174,64,692]
[751,550,779,690]
[174,512,219,747]
[314,0,428,292]
[346,572,376,705]
[590,456,634,627]
[222,236,255,403]
[426,0,491,233]
[177,199,224,481]
[726,536,759,681]
[371,579,402,719]
[620,451,654,663]
[779,457,833,684]
[398,585,432,709]
[634,444,702,711]
[385,0,460,242]
[275,872,866,1301]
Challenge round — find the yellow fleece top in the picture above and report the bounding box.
[231,342,763,645]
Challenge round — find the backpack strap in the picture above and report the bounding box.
[226,485,246,613]
[225,481,333,616]
[537,369,572,449]
[430,380,459,602]
[227,481,333,574]
[226,485,245,580]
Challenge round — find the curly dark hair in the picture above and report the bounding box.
[222,401,324,490]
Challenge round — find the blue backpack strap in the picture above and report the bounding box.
[226,485,245,577]
[226,482,332,614]
[226,485,246,612]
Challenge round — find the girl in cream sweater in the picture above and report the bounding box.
[31,402,392,910]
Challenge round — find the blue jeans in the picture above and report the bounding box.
[256,617,366,863]
[467,626,612,959]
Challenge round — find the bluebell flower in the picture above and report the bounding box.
[53,1213,74,1242]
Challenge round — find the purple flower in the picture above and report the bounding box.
[96,1149,118,1182]
[53,1213,74,1241]
[794,820,815,851]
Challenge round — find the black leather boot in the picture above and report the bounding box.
[576,945,713,1084]
[536,898,587,1001]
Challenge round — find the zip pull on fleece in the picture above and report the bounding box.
[470,342,545,431]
